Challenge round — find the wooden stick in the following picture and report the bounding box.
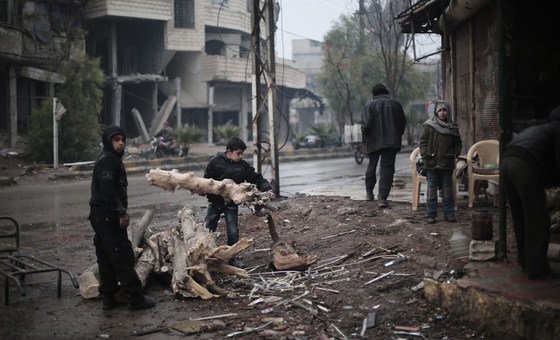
[320,230,356,240]
[225,322,272,338]
[190,313,238,321]
[331,323,348,340]
[364,271,395,286]
[314,287,340,294]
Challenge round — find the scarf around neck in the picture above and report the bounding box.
[424,116,460,136]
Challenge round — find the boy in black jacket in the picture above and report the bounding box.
[203,137,276,267]
[89,125,156,310]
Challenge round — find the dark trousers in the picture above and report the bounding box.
[426,169,454,218]
[90,215,142,295]
[205,203,239,246]
[502,157,550,277]
[365,148,398,200]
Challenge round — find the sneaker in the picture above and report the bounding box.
[129,293,156,310]
[101,294,118,310]
[365,193,374,201]
[445,216,457,222]
[426,217,436,224]
[377,200,388,208]
[228,258,244,268]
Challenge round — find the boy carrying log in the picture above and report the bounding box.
[202,137,276,267]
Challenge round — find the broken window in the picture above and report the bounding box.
[174,0,194,29]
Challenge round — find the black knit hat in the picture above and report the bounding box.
[371,83,389,96]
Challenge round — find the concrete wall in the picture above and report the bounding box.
[85,0,171,20]
[204,0,252,34]
[166,0,205,51]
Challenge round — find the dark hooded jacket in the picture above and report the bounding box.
[419,103,462,170]
[204,152,272,206]
[503,106,560,188]
[361,92,406,154]
[89,126,128,217]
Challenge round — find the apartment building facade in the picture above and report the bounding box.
[1,0,308,147]
[85,0,307,143]
[0,0,84,147]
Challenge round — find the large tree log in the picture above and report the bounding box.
[171,207,252,299]
[78,209,154,299]
[146,169,270,207]
[128,209,154,248]
[266,213,318,271]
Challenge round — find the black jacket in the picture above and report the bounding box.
[89,126,128,218]
[361,95,406,154]
[503,120,560,188]
[419,118,462,170]
[204,152,272,206]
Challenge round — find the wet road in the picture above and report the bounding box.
[0,154,412,226]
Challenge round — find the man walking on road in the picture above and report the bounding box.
[361,83,406,208]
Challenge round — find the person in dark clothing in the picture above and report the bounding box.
[89,125,156,310]
[419,101,462,224]
[501,105,560,280]
[361,83,407,208]
[203,137,276,267]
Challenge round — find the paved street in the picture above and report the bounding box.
[0,153,415,227]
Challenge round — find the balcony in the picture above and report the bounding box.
[85,0,172,21]
[201,55,306,90]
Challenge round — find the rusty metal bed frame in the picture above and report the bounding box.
[0,216,79,305]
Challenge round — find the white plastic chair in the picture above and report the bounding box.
[466,139,500,208]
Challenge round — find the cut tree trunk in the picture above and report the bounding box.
[266,213,318,271]
[171,207,252,299]
[146,169,270,207]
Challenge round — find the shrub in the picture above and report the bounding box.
[27,101,54,162]
[173,124,205,155]
[213,122,241,144]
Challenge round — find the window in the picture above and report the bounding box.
[174,0,195,28]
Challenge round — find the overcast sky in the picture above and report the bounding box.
[275,0,358,59]
[274,0,441,61]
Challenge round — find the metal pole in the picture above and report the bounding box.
[208,86,214,143]
[53,97,58,169]
[266,0,279,196]
[252,0,262,171]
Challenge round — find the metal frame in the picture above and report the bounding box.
[0,217,79,305]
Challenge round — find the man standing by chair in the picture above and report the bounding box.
[501,105,560,279]
[361,83,406,208]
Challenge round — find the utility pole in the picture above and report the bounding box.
[252,0,280,196]
[358,0,365,54]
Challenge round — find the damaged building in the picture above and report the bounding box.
[0,0,85,147]
[1,0,310,148]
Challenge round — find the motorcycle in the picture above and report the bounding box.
[150,136,183,158]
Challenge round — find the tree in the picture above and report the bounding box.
[27,52,104,163]
[319,0,431,136]
[57,53,104,162]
